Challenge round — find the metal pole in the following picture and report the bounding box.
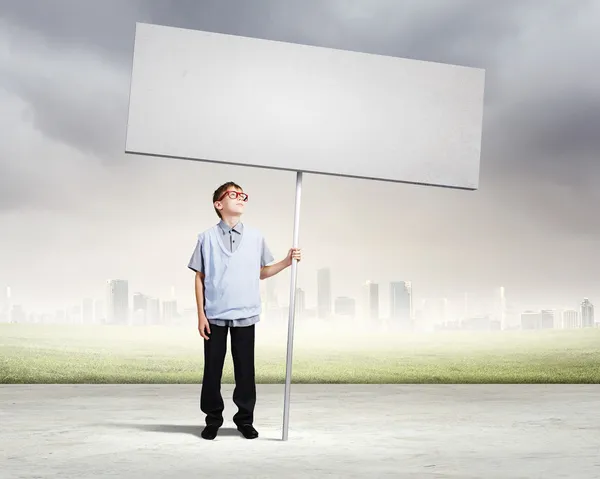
[282,170,302,441]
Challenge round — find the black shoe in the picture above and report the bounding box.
[201,424,220,440]
[237,424,258,439]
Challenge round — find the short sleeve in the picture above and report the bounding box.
[261,238,275,267]
[188,234,205,273]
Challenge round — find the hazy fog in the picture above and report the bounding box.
[2,320,587,353]
[1,1,600,318]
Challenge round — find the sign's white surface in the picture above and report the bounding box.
[125,22,485,189]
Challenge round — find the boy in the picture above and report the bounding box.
[187,181,301,440]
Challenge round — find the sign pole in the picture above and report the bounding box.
[282,170,302,441]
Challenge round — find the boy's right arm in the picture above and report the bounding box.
[195,271,211,339]
[194,271,206,317]
[188,234,210,340]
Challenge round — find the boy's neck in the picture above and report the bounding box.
[221,215,242,229]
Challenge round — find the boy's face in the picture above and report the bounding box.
[215,187,248,217]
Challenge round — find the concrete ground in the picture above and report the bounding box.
[1,384,599,478]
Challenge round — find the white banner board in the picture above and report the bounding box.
[125,22,485,189]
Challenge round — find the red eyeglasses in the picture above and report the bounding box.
[218,190,249,202]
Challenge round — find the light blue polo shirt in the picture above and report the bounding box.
[188,220,274,327]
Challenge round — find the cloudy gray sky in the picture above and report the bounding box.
[1,0,599,318]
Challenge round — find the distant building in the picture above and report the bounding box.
[106,279,129,325]
[133,293,147,313]
[560,309,579,329]
[146,297,160,324]
[363,280,379,322]
[540,309,555,329]
[132,292,148,324]
[390,281,412,330]
[521,311,541,330]
[581,298,594,327]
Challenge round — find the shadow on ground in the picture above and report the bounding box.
[103,423,281,440]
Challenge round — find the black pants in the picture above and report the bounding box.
[200,323,256,427]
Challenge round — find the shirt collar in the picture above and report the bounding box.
[218,219,243,234]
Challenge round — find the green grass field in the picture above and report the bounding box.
[1,323,599,383]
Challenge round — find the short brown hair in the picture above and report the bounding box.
[212,181,243,218]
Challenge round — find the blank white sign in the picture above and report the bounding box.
[125,22,485,190]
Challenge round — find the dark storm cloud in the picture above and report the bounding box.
[0,0,328,165]
[0,0,598,209]
[0,0,143,65]
[0,0,318,64]
[326,0,525,65]
[507,94,600,160]
[3,68,127,160]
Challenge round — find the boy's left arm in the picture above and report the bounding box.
[260,239,301,280]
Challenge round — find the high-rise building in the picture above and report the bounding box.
[390,281,412,329]
[317,268,332,319]
[581,298,594,327]
[132,292,148,325]
[540,309,555,329]
[363,280,379,322]
[106,279,129,325]
[133,293,148,315]
[560,309,579,329]
[334,296,356,318]
[521,311,542,330]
